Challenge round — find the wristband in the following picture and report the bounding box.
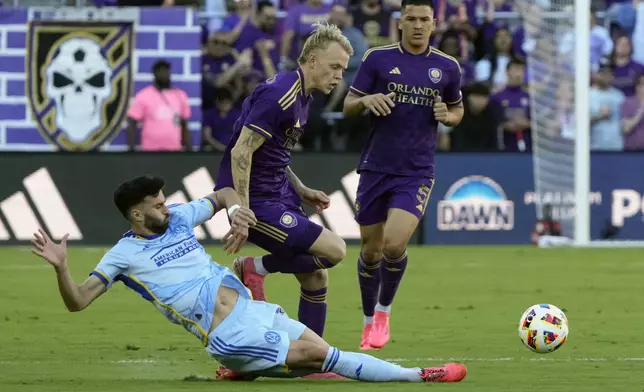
[227,204,240,218]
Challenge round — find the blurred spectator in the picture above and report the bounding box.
[621,73,644,150]
[589,58,625,151]
[202,34,253,110]
[331,3,368,87]
[202,88,240,151]
[205,0,229,33]
[438,30,474,85]
[475,27,514,92]
[234,0,279,80]
[611,35,644,96]
[435,0,477,42]
[351,0,395,48]
[558,79,576,141]
[559,9,613,72]
[439,82,499,152]
[127,60,192,151]
[491,59,531,152]
[220,0,253,34]
[280,0,331,71]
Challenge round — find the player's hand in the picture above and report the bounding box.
[238,49,254,68]
[433,96,449,123]
[230,207,257,229]
[222,226,249,255]
[362,92,396,116]
[31,229,69,270]
[299,187,330,214]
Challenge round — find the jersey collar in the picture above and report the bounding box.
[398,41,432,57]
[123,229,163,240]
[296,67,313,99]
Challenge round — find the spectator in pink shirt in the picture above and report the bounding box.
[126,60,192,151]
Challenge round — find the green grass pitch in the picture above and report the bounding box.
[1,245,643,391]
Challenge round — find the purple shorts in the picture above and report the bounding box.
[249,200,324,256]
[354,171,436,226]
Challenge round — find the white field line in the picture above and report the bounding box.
[3,357,644,366]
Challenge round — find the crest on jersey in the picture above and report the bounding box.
[428,68,442,83]
[264,331,281,344]
[280,212,298,228]
[26,21,134,151]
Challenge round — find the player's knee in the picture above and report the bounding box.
[361,239,384,263]
[287,340,329,368]
[325,236,346,265]
[383,237,408,259]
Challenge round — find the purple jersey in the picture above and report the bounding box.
[350,43,463,178]
[612,60,644,97]
[215,68,312,202]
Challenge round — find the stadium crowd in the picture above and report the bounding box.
[5,0,644,152]
[195,0,644,153]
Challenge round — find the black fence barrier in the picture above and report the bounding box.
[0,153,422,246]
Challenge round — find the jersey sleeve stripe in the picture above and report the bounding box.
[247,124,272,138]
[281,85,301,110]
[277,79,301,106]
[204,197,217,215]
[349,86,368,97]
[90,270,111,286]
[446,96,463,105]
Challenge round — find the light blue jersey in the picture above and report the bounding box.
[90,197,251,346]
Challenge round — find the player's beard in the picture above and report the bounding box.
[145,215,170,234]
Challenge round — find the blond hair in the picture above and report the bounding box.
[297,22,354,65]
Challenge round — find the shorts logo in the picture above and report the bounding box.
[354,201,360,212]
[280,212,298,228]
[275,307,285,315]
[264,331,281,344]
[26,21,134,151]
[428,68,442,83]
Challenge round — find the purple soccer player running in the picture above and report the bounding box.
[343,0,464,350]
[215,23,352,341]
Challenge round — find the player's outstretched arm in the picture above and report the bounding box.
[211,187,257,229]
[31,229,105,312]
[343,91,396,118]
[230,127,266,208]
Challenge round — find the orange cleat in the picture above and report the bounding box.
[359,324,377,350]
[232,256,266,301]
[215,366,258,381]
[368,311,390,348]
[420,363,467,383]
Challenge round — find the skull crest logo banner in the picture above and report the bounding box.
[26,21,134,151]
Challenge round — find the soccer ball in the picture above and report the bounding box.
[518,304,569,354]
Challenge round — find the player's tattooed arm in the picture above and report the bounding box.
[230,127,266,208]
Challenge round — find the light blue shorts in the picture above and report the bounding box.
[205,296,307,374]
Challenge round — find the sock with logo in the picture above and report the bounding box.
[299,287,327,337]
[357,254,382,320]
[378,250,408,308]
[322,347,422,382]
[261,254,335,274]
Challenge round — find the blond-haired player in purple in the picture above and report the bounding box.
[343,0,464,350]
